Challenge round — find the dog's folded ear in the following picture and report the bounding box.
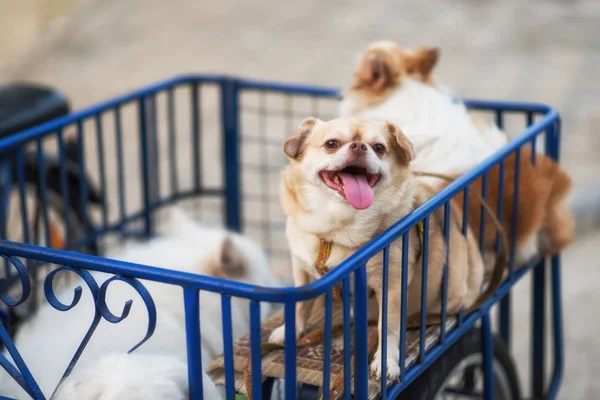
[386,121,415,165]
[284,117,320,159]
[217,235,247,278]
[405,47,439,82]
[353,51,399,92]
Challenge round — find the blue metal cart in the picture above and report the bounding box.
[0,75,564,399]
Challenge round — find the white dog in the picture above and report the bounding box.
[340,41,575,269]
[52,353,219,400]
[0,208,280,399]
[340,40,507,188]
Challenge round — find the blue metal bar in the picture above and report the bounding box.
[478,173,488,254]
[221,294,235,400]
[509,151,521,277]
[284,302,297,400]
[36,139,50,247]
[546,118,563,398]
[353,266,369,399]
[440,203,450,344]
[531,117,562,398]
[0,162,11,241]
[419,217,430,363]
[527,112,536,164]
[138,97,153,238]
[95,115,108,230]
[547,255,564,399]
[495,110,503,131]
[504,150,519,342]
[399,232,409,381]
[167,88,179,196]
[76,121,89,234]
[342,276,351,400]
[15,149,30,245]
[381,246,390,399]
[249,300,263,400]
[221,79,242,232]
[462,187,469,236]
[57,130,71,247]
[501,146,521,349]
[114,106,126,224]
[191,84,201,191]
[463,99,551,113]
[143,94,160,222]
[495,159,511,347]
[547,118,561,162]
[481,314,495,400]
[147,94,160,206]
[258,92,273,253]
[499,296,511,349]
[183,288,203,400]
[532,258,546,398]
[2,157,19,299]
[323,292,333,398]
[495,161,505,255]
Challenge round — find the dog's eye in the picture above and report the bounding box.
[324,140,340,149]
[372,143,386,154]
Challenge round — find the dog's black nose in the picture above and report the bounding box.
[349,142,368,153]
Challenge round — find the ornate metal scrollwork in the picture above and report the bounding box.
[0,255,42,398]
[42,266,158,395]
[96,274,157,353]
[0,262,158,399]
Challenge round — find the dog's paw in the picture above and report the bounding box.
[268,325,286,345]
[370,350,401,380]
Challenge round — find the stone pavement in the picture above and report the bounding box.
[1,0,599,398]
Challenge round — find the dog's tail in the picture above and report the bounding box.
[52,353,221,400]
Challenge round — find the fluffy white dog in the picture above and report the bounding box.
[0,208,280,399]
[340,41,508,188]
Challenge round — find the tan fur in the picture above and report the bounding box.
[204,236,248,279]
[346,40,575,265]
[447,147,575,265]
[345,40,439,111]
[269,117,484,379]
[347,41,495,138]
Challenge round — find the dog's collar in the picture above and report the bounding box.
[313,239,343,300]
[313,221,424,300]
[314,239,332,272]
[415,220,424,249]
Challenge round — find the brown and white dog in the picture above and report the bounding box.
[268,117,484,379]
[340,40,574,268]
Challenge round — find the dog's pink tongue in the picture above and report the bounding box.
[338,172,374,210]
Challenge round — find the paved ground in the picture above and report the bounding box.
[1,0,599,398]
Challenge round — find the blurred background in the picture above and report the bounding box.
[1,0,598,399]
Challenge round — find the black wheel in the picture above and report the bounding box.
[398,328,521,400]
